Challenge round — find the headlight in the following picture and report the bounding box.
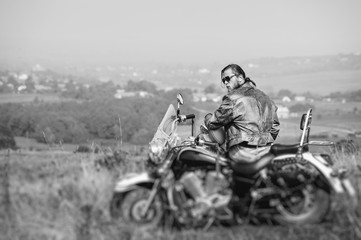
[150,140,163,156]
[149,140,168,164]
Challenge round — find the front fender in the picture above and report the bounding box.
[114,172,155,193]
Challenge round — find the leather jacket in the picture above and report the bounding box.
[207,82,280,149]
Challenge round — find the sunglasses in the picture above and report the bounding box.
[221,74,236,84]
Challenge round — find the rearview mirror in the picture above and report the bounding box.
[300,114,306,130]
[299,108,313,147]
[300,109,312,130]
[177,93,184,105]
[176,93,184,117]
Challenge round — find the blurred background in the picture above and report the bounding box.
[0,0,361,149]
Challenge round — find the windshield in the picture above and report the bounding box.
[151,104,177,143]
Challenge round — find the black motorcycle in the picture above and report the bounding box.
[110,93,356,229]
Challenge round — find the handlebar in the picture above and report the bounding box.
[178,114,195,122]
[195,137,218,147]
[169,113,196,137]
[185,114,195,119]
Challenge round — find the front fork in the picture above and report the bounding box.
[141,179,161,217]
[140,152,177,217]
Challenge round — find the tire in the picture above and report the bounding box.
[110,188,164,229]
[109,192,124,219]
[274,184,331,225]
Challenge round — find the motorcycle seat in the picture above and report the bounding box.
[231,152,275,176]
[270,143,309,155]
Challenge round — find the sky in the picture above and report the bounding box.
[0,0,361,66]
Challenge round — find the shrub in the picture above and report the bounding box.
[0,124,17,150]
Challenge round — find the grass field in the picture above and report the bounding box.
[1,146,361,240]
[0,93,79,104]
[257,69,361,95]
[2,93,361,239]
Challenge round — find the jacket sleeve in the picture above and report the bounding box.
[207,95,234,130]
[270,105,280,140]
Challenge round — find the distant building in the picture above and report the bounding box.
[7,83,14,90]
[18,73,29,82]
[290,112,299,118]
[206,93,222,102]
[139,91,151,98]
[34,84,51,92]
[294,96,306,102]
[32,64,46,72]
[17,85,27,92]
[193,93,222,102]
[282,96,291,102]
[277,106,290,119]
[114,89,152,99]
[198,68,210,74]
[114,89,136,99]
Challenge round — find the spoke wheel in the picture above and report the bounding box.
[110,188,163,229]
[274,184,330,225]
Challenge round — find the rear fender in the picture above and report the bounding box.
[114,172,155,193]
[273,153,344,194]
[302,152,345,194]
[305,152,358,208]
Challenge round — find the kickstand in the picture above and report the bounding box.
[203,217,215,231]
[243,199,256,225]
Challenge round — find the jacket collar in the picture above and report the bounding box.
[236,81,254,90]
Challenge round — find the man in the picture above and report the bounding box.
[206,64,280,163]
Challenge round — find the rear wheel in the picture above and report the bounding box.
[274,184,330,225]
[110,188,164,229]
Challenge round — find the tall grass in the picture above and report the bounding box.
[0,148,360,240]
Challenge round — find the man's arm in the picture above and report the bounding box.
[207,95,234,130]
[270,106,280,140]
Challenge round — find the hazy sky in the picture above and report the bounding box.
[1,0,360,66]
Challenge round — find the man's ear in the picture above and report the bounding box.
[238,77,246,85]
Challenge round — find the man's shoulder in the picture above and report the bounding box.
[242,86,270,98]
[226,89,245,101]
[231,86,254,98]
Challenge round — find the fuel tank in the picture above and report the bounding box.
[177,146,229,169]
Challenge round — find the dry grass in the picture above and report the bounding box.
[0,148,360,240]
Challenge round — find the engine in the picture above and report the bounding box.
[175,170,232,224]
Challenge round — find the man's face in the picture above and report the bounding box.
[221,68,240,92]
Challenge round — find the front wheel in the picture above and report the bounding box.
[110,188,164,229]
[274,184,331,225]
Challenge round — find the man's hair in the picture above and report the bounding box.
[221,63,256,86]
[221,64,246,78]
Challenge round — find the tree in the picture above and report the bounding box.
[204,84,217,94]
[0,89,197,145]
[289,103,315,113]
[124,80,157,93]
[350,90,361,101]
[24,77,35,93]
[277,89,294,99]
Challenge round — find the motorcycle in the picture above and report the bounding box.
[110,93,357,229]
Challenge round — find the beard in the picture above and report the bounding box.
[227,81,243,92]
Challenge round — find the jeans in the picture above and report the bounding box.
[228,143,271,163]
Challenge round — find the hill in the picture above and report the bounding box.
[2,53,360,95]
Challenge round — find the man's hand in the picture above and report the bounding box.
[204,113,213,126]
